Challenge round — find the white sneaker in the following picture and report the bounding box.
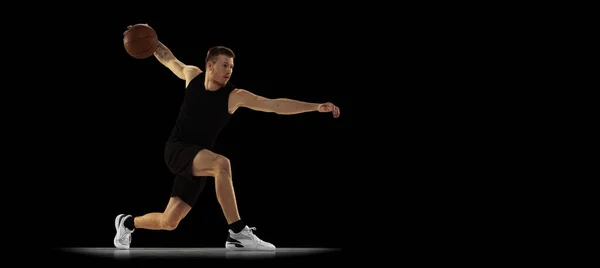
[225,226,276,251]
[113,214,134,249]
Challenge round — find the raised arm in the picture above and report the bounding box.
[229,89,340,118]
[154,40,202,86]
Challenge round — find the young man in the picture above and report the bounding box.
[114,24,340,251]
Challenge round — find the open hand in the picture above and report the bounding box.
[318,102,340,118]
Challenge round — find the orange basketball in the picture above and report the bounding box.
[123,24,158,59]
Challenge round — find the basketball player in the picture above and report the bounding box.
[114,24,340,251]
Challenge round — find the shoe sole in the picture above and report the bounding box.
[225,242,275,251]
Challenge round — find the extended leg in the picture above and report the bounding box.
[134,196,191,230]
[113,197,191,249]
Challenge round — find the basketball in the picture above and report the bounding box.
[123,24,158,59]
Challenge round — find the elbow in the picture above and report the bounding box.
[268,100,281,114]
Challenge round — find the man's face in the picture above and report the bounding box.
[209,55,234,86]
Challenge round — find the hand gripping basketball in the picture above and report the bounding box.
[123,23,158,59]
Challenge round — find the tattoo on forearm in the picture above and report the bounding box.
[154,42,170,61]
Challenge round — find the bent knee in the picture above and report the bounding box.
[214,155,231,175]
[160,215,180,231]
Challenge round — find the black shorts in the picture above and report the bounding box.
[164,139,211,207]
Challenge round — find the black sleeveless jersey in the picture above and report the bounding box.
[168,72,235,149]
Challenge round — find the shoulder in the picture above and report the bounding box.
[185,70,205,88]
[228,88,265,104]
[228,88,249,104]
[227,88,246,114]
[230,88,249,97]
[184,65,203,79]
[184,67,203,88]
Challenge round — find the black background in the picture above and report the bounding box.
[30,8,359,263]
[8,4,516,265]
[10,5,491,265]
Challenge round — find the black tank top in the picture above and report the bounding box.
[168,72,235,149]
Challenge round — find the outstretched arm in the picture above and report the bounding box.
[154,41,202,82]
[124,24,201,85]
[230,89,340,118]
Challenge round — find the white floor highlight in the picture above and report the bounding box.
[61,247,341,259]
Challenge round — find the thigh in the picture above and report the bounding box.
[170,175,208,207]
[191,149,225,177]
[164,140,205,176]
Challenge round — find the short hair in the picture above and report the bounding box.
[205,46,235,65]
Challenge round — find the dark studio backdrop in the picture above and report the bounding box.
[14,6,515,263]
[35,11,357,259]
